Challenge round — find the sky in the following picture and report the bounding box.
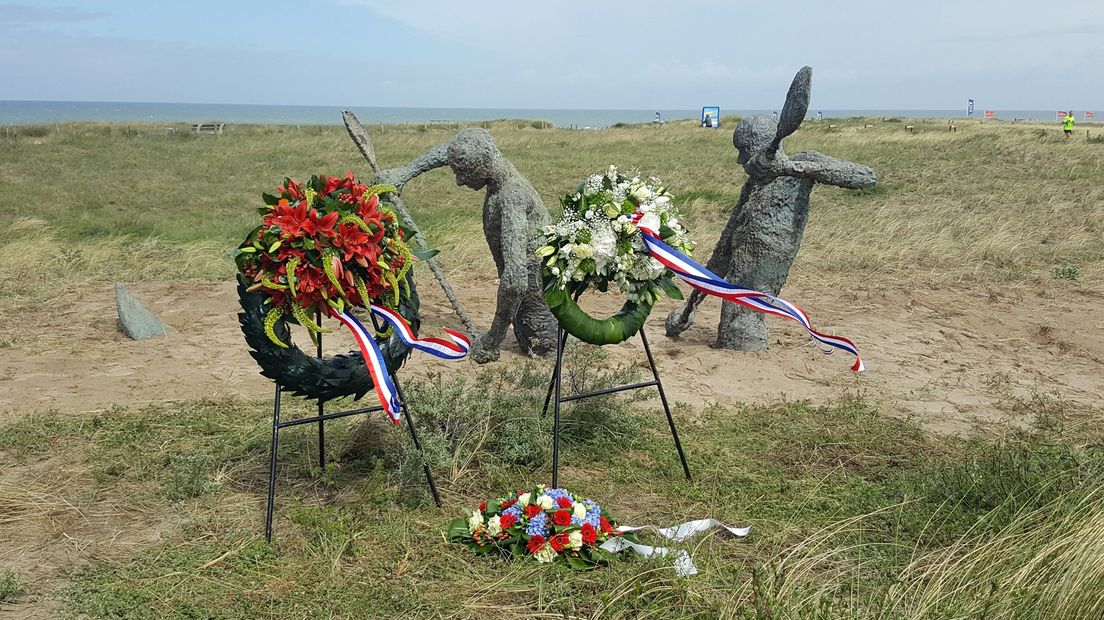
[2,0,1102,110]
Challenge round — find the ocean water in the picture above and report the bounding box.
[0,101,1094,127]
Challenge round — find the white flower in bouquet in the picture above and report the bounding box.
[486,515,502,536]
[537,495,555,510]
[573,502,587,519]
[518,492,531,505]
[572,244,594,259]
[534,544,558,563]
[468,509,484,533]
[568,530,584,550]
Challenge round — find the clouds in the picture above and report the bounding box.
[1,0,1102,109]
[0,2,109,24]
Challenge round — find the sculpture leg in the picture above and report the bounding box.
[513,292,558,356]
[715,302,769,351]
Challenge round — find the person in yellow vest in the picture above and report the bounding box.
[1063,111,1075,141]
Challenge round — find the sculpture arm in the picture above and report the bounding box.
[373,142,450,192]
[787,151,876,189]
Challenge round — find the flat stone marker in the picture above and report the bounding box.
[115,282,167,340]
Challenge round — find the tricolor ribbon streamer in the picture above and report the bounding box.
[330,305,471,425]
[599,518,751,577]
[633,216,864,372]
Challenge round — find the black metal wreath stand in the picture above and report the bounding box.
[541,326,692,488]
[264,310,441,542]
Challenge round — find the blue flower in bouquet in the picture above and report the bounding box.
[583,500,602,527]
[542,488,571,501]
[503,504,523,519]
[526,512,549,537]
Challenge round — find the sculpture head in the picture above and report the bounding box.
[447,128,502,190]
[732,115,779,164]
[733,66,811,165]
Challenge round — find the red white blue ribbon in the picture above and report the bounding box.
[330,306,471,425]
[633,217,864,372]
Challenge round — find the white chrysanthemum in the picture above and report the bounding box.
[591,226,616,262]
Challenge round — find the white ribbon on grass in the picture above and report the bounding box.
[599,518,751,577]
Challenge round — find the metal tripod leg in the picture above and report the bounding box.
[640,330,691,481]
[394,378,442,507]
[316,310,325,470]
[541,327,570,419]
[265,383,282,542]
[550,325,566,489]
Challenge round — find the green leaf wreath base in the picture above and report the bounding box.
[237,272,420,403]
[544,285,654,346]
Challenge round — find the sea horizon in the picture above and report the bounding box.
[1,100,1095,127]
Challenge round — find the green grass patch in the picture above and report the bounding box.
[0,570,23,603]
[7,357,1090,618]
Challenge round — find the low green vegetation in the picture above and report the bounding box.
[2,347,1101,617]
[0,571,24,604]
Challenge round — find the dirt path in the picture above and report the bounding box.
[2,278,1101,434]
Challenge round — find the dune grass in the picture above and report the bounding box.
[1,117,1101,288]
[1,118,1103,617]
[1,349,1101,617]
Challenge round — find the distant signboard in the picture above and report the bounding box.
[701,106,720,128]
[983,110,995,118]
[1087,111,1096,119]
[1057,111,1067,119]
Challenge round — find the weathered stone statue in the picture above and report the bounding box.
[665,67,876,350]
[376,128,558,363]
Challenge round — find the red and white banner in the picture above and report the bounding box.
[632,215,864,372]
[983,110,995,118]
[1087,112,1095,119]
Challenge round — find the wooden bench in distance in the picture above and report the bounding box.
[192,122,225,135]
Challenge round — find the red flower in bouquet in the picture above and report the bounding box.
[305,208,340,239]
[267,199,311,239]
[237,173,418,350]
[479,501,487,512]
[580,522,597,545]
[552,510,572,527]
[556,497,573,509]
[527,535,546,554]
[599,516,613,534]
[331,223,380,267]
[277,179,304,201]
[549,532,570,552]
[524,504,543,519]
[500,514,517,529]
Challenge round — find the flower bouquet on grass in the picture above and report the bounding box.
[448,486,630,569]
